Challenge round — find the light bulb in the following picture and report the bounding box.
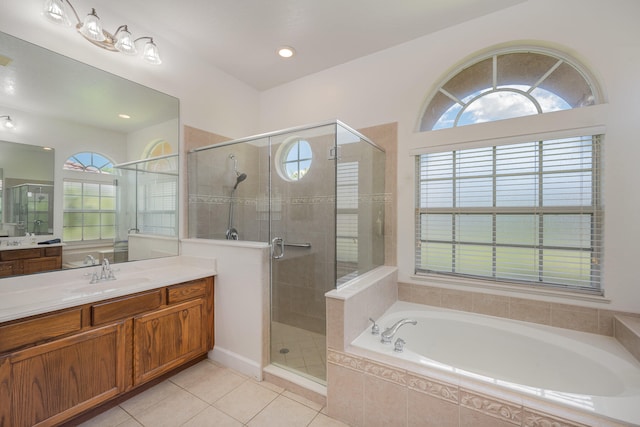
[115,26,137,55]
[142,39,162,65]
[79,8,106,42]
[42,0,69,25]
[3,116,14,129]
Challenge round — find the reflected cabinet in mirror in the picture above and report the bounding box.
[0,31,180,278]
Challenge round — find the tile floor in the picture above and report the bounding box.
[270,322,327,383]
[78,359,347,427]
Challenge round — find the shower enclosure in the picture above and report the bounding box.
[7,183,54,235]
[113,154,179,262]
[188,120,386,384]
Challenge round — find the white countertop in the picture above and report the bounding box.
[0,242,65,252]
[0,255,217,323]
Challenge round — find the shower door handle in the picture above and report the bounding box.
[272,237,285,259]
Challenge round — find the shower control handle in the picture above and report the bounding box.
[272,237,285,259]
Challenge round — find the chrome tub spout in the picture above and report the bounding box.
[381,318,417,343]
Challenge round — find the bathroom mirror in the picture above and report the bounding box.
[0,31,180,276]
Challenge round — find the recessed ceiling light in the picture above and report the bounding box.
[118,113,131,119]
[277,46,295,58]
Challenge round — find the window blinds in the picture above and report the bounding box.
[415,135,603,293]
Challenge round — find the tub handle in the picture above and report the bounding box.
[369,318,380,335]
[394,338,406,353]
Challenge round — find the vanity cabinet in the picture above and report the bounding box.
[0,246,62,277]
[0,276,214,427]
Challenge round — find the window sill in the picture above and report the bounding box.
[409,273,611,305]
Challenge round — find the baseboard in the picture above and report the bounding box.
[209,346,262,380]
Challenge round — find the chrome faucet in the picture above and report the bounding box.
[380,318,417,344]
[84,254,96,266]
[100,259,115,281]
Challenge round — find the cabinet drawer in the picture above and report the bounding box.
[0,261,19,277]
[92,290,163,326]
[0,248,42,261]
[167,279,207,304]
[44,246,62,257]
[0,308,82,353]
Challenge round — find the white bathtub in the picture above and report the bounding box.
[351,301,640,426]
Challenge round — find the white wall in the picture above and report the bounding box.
[258,0,640,313]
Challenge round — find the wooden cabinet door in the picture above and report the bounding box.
[2,322,126,427]
[22,256,61,275]
[133,299,206,385]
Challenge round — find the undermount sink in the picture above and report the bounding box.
[69,277,151,293]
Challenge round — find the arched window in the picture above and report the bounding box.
[62,152,116,242]
[415,47,604,294]
[63,152,113,173]
[419,49,599,131]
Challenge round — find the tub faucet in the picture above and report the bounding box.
[381,318,417,344]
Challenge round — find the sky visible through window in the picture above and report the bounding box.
[434,85,571,130]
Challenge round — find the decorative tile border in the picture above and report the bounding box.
[362,360,407,386]
[327,349,365,371]
[407,373,458,404]
[460,389,522,425]
[522,409,589,427]
[327,347,621,426]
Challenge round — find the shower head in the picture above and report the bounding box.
[233,172,247,190]
[229,154,247,189]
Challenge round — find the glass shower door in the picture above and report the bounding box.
[269,124,337,384]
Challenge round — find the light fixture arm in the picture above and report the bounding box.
[61,0,82,26]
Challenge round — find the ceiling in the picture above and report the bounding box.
[89,0,525,90]
[0,0,525,134]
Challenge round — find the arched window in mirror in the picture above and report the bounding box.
[419,49,599,131]
[62,152,116,242]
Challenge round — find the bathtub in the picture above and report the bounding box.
[350,301,640,426]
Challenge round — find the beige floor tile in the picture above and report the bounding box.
[132,388,208,427]
[255,379,286,394]
[283,390,323,412]
[170,361,246,404]
[181,405,244,427]
[247,395,318,427]
[78,405,133,427]
[214,380,279,423]
[308,413,350,427]
[119,380,183,416]
[117,419,143,427]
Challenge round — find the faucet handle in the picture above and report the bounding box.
[369,318,380,335]
[394,338,406,353]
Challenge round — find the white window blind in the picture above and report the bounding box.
[415,135,603,293]
[337,161,359,264]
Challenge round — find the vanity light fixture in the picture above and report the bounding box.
[42,0,162,65]
[1,115,14,129]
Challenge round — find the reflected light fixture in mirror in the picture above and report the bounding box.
[42,0,162,65]
[0,115,14,129]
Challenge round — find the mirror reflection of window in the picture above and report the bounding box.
[62,152,115,242]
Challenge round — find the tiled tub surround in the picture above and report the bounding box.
[325,267,640,427]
